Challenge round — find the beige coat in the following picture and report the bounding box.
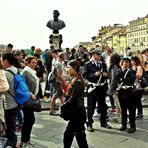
[0,69,9,122]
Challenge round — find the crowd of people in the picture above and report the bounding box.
[0,43,148,148]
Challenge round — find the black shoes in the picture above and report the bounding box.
[101,124,112,129]
[87,123,112,131]
[119,126,136,133]
[119,126,127,131]
[87,126,94,132]
[127,127,136,133]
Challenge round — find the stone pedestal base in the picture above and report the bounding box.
[49,34,63,50]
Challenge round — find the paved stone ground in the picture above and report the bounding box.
[16,94,148,148]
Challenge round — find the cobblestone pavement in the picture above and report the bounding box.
[16,94,148,148]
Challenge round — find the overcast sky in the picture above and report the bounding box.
[0,0,148,49]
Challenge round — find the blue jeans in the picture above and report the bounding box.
[5,107,18,147]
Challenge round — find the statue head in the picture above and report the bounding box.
[47,10,65,34]
[53,10,60,21]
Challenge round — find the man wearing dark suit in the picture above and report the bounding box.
[83,49,112,132]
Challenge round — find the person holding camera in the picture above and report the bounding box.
[76,45,89,71]
[116,57,136,133]
[83,49,111,132]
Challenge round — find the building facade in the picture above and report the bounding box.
[127,14,148,51]
[92,24,127,54]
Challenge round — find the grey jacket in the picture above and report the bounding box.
[21,70,37,95]
[4,66,18,110]
[107,64,119,95]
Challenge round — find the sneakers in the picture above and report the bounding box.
[111,109,116,113]
[49,111,59,116]
[43,96,51,102]
[45,98,51,102]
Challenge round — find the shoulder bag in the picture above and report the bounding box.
[24,95,42,112]
[59,95,72,121]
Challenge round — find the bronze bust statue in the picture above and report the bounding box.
[47,10,66,34]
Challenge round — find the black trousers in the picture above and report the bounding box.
[21,106,35,143]
[5,107,18,147]
[118,90,136,128]
[87,86,108,126]
[136,90,144,115]
[63,120,88,148]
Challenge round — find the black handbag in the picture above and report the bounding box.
[59,110,72,121]
[140,71,148,88]
[59,95,72,121]
[24,96,42,112]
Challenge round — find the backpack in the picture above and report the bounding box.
[6,69,30,105]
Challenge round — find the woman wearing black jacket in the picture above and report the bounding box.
[60,59,88,148]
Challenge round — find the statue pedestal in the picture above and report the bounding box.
[49,34,63,50]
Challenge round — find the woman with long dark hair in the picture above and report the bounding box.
[60,59,88,148]
[107,53,121,122]
[131,55,144,119]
